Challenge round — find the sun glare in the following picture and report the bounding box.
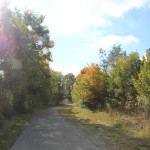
[0,0,4,10]
[27,25,32,31]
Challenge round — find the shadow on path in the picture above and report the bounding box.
[10,106,105,150]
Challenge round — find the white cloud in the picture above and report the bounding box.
[9,0,37,10]
[95,0,150,18]
[43,0,105,34]
[50,62,80,76]
[99,35,139,49]
[45,0,150,34]
[10,0,150,34]
[81,34,139,61]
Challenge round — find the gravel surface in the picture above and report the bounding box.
[10,106,107,150]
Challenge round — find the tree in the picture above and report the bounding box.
[0,1,19,116]
[11,10,54,111]
[49,70,64,105]
[64,73,75,102]
[72,64,107,110]
[133,49,150,98]
[0,3,54,114]
[133,49,150,113]
[99,45,126,71]
[107,52,141,109]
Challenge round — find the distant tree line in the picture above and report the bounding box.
[64,73,75,102]
[72,45,150,116]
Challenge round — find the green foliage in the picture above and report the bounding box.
[64,73,75,102]
[99,45,126,71]
[133,49,150,98]
[72,44,150,115]
[107,52,141,109]
[9,9,53,112]
[0,3,63,124]
[133,49,150,114]
[49,70,65,105]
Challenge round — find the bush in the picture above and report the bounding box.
[72,64,107,110]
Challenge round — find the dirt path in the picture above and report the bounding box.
[10,106,107,150]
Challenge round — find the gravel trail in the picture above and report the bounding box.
[10,106,106,150]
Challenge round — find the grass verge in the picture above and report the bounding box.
[0,109,42,150]
[60,106,150,150]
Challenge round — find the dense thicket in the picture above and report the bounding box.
[49,70,65,106]
[72,45,150,115]
[64,73,75,102]
[0,3,64,122]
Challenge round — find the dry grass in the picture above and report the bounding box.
[60,106,150,150]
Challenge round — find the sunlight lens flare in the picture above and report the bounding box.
[37,40,43,46]
[27,25,32,31]
[0,0,4,8]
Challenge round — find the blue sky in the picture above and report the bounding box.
[7,0,150,75]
